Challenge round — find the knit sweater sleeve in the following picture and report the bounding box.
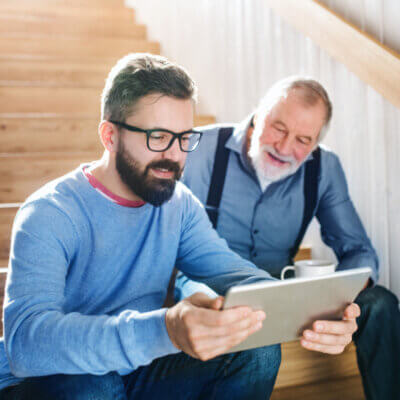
[4,201,178,378]
[176,188,275,295]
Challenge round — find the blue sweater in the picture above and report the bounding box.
[0,165,273,389]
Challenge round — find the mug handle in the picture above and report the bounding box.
[280,266,295,280]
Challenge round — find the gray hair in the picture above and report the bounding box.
[101,53,198,122]
[257,76,332,142]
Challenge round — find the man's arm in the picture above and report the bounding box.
[175,271,218,301]
[316,152,379,284]
[4,202,178,378]
[159,189,274,360]
[300,152,371,354]
[175,189,275,294]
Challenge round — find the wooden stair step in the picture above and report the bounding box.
[271,374,364,400]
[0,86,105,116]
[0,6,134,20]
[0,116,216,154]
[275,341,359,389]
[0,0,127,12]
[0,153,100,203]
[0,34,160,61]
[293,246,311,261]
[0,206,18,264]
[0,88,219,118]
[0,58,113,88]
[0,13,146,39]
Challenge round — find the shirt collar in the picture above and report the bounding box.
[225,114,253,155]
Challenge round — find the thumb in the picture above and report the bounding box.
[188,293,224,309]
[210,296,224,310]
[343,303,360,320]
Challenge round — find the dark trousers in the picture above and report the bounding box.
[353,285,400,400]
[0,345,281,400]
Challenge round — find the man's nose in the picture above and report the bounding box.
[275,136,294,156]
[162,137,183,160]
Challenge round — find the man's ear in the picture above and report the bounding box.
[98,120,119,152]
[253,113,258,127]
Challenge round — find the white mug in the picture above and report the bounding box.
[280,259,336,280]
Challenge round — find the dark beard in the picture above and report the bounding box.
[115,141,183,207]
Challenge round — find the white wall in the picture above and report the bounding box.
[127,0,400,297]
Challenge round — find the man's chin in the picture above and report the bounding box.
[141,180,177,207]
[260,165,293,182]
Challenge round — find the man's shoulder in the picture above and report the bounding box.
[187,123,236,164]
[194,123,235,149]
[173,181,202,206]
[21,166,89,226]
[168,181,206,223]
[318,144,344,173]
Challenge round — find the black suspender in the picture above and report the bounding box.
[205,127,321,259]
[289,146,321,260]
[205,127,234,228]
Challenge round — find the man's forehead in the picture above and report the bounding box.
[126,94,194,130]
[266,94,325,135]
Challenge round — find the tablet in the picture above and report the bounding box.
[222,267,371,354]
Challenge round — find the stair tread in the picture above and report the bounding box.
[0,35,160,61]
[271,375,364,400]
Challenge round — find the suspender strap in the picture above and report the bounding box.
[205,127,234,228]
[290,146,321,260]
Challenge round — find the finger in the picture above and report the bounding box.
[303,330,353,346]
[195,321,263,360]
[312,319,358,335]
[343,303,361,319]
[192,306,262,327]
[300,339,347,355]
[193,311,265,338]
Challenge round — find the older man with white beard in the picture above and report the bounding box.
[178,77,400,400]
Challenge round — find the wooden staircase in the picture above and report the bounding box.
[0,1,364,398]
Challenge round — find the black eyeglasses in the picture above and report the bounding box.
[109,120,203,153]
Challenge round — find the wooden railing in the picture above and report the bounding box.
[266,0,400,110]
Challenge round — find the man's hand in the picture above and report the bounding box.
[300,303,360,354]
[165,292,265,361]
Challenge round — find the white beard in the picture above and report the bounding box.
[249,142,301,189]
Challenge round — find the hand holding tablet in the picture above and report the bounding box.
[222,267,371,354]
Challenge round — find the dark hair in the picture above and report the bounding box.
[101,53,197,122]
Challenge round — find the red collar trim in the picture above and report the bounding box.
[83,167,146,208]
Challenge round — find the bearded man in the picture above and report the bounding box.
[0,53,286,400]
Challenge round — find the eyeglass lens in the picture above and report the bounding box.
[148,131,201,152]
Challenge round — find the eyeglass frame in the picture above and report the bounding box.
[109,120,203,153]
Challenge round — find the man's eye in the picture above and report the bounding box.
[181,135,191,142]
[297,137,310,145]
[151,133,166,140]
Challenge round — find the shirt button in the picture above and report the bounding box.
[253,229,259,234]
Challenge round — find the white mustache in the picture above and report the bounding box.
[261,145,296,165]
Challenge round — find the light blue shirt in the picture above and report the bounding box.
[181,117,379,283]
[0,164,274,390]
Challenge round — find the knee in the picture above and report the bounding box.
[357,285,399,316]
[355,285,399,336]
[240,344,282,379]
